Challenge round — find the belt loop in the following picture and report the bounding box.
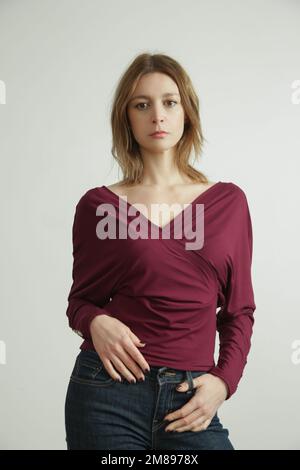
[185,370,194,394]
[158,366,168,375]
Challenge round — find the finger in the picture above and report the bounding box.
[188,417,212,433]
[164,395,199,423]
[166,414,209,433]
[125,338,151,373]
[176,379,195,392]
[111,351,145,382]
[165,402,206,431]
[176,375,206,393]
[129,330,147,347]
[102,353,142,383]
[101,357,122,382]
[197,417,212,431]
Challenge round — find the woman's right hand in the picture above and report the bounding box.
[89,314,150,383]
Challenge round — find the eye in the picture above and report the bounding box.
[167,100,177,107]
[134,100,178,110]
[135,102,148,110]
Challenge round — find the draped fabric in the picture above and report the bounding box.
[66,182,256,400]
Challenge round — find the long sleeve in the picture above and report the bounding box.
[208,188,256,400]
[66,191,114,341]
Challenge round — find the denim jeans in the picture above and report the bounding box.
[64,349,234,450]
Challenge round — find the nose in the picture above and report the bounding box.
[152,116,164,124]
[151,104,165,123]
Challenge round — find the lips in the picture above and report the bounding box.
[150,131,168,136]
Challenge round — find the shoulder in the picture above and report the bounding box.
[221,181,246,195]
[74,186,106,211]
[218,182,253,225]
[221,181,250,204]
[220,184,254,248]
[71,187,109,226]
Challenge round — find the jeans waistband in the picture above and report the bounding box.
[147,365,202,394]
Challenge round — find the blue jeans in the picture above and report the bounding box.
[64,349,234,450]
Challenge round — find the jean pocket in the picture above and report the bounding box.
[70,350,115,387]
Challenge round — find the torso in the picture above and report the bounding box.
[105,181,218,229]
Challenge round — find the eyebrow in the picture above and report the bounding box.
[128,92,180,103]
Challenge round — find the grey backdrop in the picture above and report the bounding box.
[0,0,299,450]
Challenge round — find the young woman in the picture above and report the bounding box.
[64,52,256,450]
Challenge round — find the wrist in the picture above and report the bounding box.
[90,313,110,333]
[217,377,229,399]
[209,374,229,400]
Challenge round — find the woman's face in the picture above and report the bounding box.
[126,72,186,157]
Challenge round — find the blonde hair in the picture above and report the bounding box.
[110,52,209,186]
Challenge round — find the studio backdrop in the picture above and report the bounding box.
[0,0,299,450]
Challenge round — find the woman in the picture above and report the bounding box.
[64,53,256,450]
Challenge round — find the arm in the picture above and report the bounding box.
[208,189,256,400]
[66,192,113,341]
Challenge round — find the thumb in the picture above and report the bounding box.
[176,381,189,392]
[176,375,205,392]
[176,376,201,392]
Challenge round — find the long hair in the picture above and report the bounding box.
[110,52,209,186]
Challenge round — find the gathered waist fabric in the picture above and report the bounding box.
[80,292,217,371]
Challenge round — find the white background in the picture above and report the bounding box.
[0,0,299,450]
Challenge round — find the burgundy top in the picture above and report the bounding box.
[66,182,256,400]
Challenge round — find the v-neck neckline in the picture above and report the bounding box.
[100,181,222,233]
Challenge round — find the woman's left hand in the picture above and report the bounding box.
[163,373,228,433]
